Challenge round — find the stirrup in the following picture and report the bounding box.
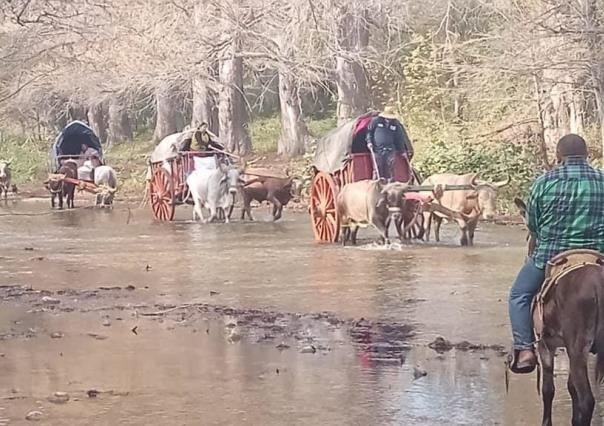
[506,347,537,374]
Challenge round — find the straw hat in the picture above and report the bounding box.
[379,105,398,120]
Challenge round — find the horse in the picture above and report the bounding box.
[514,198,604,426]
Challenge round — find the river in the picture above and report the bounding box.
[0,200,595,425]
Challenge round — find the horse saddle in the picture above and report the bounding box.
[532,249,604,337]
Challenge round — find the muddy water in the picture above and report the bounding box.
[0,200,595,425]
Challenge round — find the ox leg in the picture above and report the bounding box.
[51,194,55,209]
[193,201,204,222]
[374,219,390,245]
[341,226,349,247]
[434,216,442,242]
[395,215,404,242]
[539,341,555,426]
[269,195,283,221]
[242,193,254,221]
[424,212,432,242]
[58,192,64,210]
[351,226,359,245]
[468,219,478,246]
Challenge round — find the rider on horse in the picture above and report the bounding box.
[509,134,604,373]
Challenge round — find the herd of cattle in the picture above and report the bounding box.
[336,173,510,246]
[0,157,509,247]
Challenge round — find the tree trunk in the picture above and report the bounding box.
[218,39,251,154]
[68,103,88,122]
[87,101,108,144]
[152,86,180,142]
[335,5,370,125]
[278,71,309,158]
[107,97,132,145]
[192,78,219,134]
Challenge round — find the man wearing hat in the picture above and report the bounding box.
[366,105,414,180]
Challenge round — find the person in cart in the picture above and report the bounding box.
[190,122,224,153]
[80,143,101,167]
[365,105,414,181]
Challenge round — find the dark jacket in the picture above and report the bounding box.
[366,116,413,157]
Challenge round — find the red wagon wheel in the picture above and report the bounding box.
[310,172,340,243]
[150,166,175,221]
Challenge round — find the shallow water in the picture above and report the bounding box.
[0,200,596,425]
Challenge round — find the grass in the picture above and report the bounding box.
[250,115,337,154]
[0,133,48,184]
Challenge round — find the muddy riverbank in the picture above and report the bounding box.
[0,200,589,425]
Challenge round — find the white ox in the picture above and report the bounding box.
[0,161,11,200]
[422,173,509,246]
[94,165,118,207]
[186,163,244,223]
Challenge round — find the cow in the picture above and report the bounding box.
[47,160,78,209]
[237,176,296,222]
[421,173,509,246]
[94,165,118,208]
[0,161,11,200]
[186,162,245,223]
[337,179,410,246]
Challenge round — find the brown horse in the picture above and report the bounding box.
[515,198,604,426]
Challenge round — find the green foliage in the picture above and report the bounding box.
[249,115,337,154]
[0,133,48,183]
[414,137,542,212]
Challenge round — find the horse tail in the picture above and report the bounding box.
[594,267,604,383]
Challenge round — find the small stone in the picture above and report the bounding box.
[41,296,60,304]
[50,332,64,339]
[125,285,135,291]
[48,391,69,404]
[413,366,427,380]
[25,411,43,421]
[102,318,112,327]
[87,333,108,340]
[227,329,242,343]
[300,345,316,354]
[276,343,290,351]
[87,389,99,398]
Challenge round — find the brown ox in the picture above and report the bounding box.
[422,173,509,246]
[337,180,409,246]
[47,160,77,209]
[238,176,295,222]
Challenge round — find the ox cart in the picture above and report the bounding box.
[309,112,471,243]
[46,121,115,200]
[147,129,225,221]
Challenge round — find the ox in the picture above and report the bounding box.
[47,160,77,209]
[186,162,244,223]
[0,161,11,200]
[337,179,409,246]
[238,176,296,222]
[422,173,509,246]
[94,165,118,208]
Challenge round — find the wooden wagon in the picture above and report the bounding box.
[47,121,113,198]
[147,129,221,221]
[309,112,471,243]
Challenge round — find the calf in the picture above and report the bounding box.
[239,176,295,222]
[47,160,77,209]
[0,161,11,200]
[94,165,118,207]
[186,162,244,223]
[337,179,409,246]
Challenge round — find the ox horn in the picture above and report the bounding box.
[491,175,511,188]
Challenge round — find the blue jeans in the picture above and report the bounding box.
[509,257,545,349]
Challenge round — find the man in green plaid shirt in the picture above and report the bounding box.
[509,134,604,373]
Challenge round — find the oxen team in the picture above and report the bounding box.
[337,172,509,246]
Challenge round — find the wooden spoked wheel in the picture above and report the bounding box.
[310,172,340,243]
[150,166,175,221]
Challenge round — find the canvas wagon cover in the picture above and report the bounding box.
[50,121,103,170]
[312,112,376,174]
[149,129,196,164]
